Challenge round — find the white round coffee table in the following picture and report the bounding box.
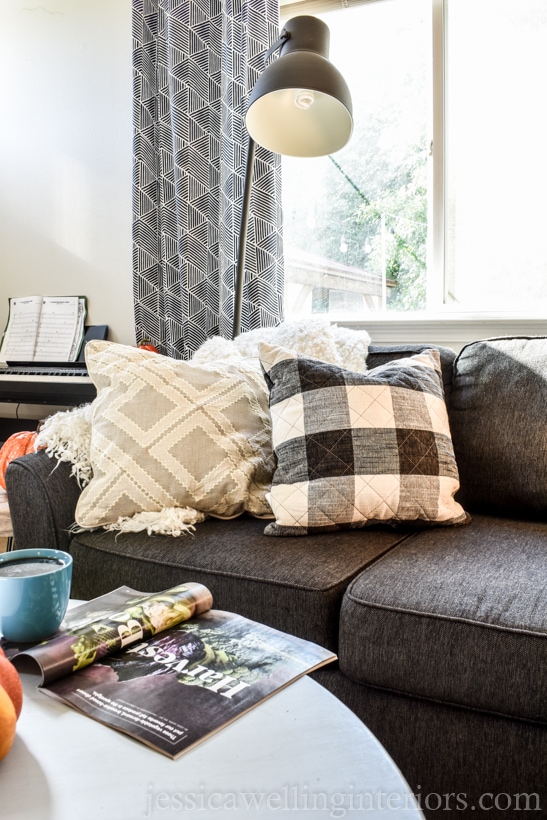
[2,671,423,819]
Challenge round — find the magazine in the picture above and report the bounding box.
[3,583,336,759]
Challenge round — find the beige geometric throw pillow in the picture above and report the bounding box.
[75,341,274,530]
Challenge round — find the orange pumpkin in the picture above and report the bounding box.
[135,338,159,353]
[0,431,40,490]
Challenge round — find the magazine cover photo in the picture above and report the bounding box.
[5,583,336,758]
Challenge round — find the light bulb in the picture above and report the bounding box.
[294,90,315,110]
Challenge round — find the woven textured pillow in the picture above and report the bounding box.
[259,343,467,536]
[75,341,274,531]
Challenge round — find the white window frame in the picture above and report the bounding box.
[279,0,547,349]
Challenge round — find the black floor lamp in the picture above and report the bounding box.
[232,15,353,338]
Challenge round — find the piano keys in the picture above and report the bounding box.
[0,365,96,405]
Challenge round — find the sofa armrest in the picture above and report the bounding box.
[5,451,83,552]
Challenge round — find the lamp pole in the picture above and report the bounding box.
[232,136,256,339]
[231,16,353,340]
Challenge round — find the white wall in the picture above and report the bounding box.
[0,0,134,348]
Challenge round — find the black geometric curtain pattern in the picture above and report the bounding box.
[132,0,284,359]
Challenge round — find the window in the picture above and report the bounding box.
[443,0,547,312]
[280,0,547,323]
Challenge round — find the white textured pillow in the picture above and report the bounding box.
[75,341,274,531]
[192,318,371,374]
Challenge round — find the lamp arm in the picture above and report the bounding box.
[232,135,256,339]
[262,31,290,64]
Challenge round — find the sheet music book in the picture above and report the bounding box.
[0,296,87,363]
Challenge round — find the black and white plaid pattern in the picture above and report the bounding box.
[259,343,467,535]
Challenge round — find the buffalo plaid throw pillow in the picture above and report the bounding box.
[259,343,468,536]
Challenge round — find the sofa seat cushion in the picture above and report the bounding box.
[69,515,412,652]
[339,514,547,723]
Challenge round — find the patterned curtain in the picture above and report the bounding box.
[132,0,284,359]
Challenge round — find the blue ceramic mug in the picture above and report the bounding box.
[0,548,73,643]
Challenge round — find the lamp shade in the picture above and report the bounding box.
[245,16,353,157]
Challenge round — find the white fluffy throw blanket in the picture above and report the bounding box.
[37,320,370,536]
[37,403,94,488]
[192,318,370,373]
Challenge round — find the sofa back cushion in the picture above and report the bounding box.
[450,336,547,515]
[366,344,457,408]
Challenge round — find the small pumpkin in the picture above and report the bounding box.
[135,338,159,353]
[0,431,41,490]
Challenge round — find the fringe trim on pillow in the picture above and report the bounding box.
[36,404,93,488]
[101,507,206,537]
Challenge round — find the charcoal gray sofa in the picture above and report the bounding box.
[6,339,547,819]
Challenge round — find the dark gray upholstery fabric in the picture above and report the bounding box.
[367,344,457,406]
[5,453,79,553]
[69,517,411,651]
[314,667,546,820]
[4,343,546,815]
[450,336,547,515]
[339,514,547,722]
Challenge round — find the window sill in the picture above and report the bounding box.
[336,313,547,352]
